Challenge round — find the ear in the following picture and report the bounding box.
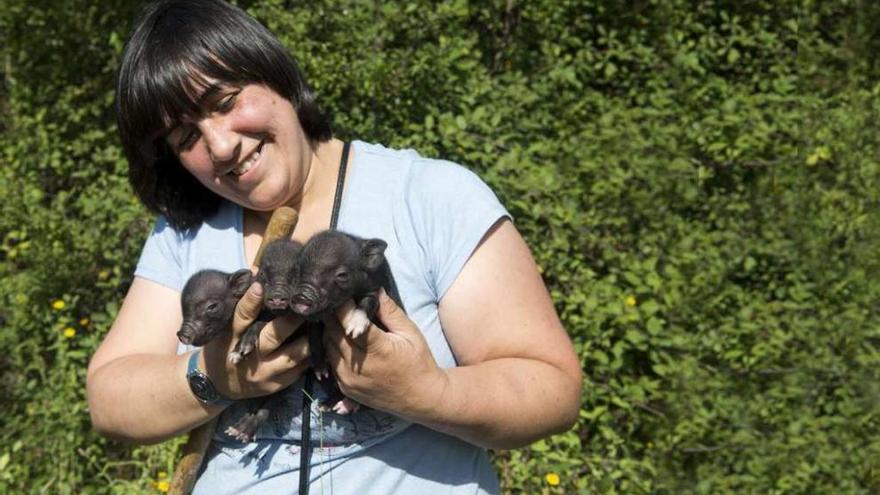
[228,269,253,298]
[360,238,388,272]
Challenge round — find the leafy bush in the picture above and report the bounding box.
[1,0,877,493]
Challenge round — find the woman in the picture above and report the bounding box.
[86,0,582,493]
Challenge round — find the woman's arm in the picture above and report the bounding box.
[324,218,583,449]
[86,277,311,444]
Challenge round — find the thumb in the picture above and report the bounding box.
[232,281,264,335]
[376,288,411,333]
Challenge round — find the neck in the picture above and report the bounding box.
[250,137,345,238]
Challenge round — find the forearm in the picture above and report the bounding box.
[400,358,582,450]
[87,352,223,444]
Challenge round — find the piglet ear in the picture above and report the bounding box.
[360,238,388,272]
[228,269,253,298]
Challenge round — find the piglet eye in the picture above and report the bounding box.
[206,302,219,313]
[335,270,350,283]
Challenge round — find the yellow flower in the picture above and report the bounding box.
[51,299,66,310]
[545,472,560,486]
[64,327,76,339]
[625,295,637,307]
[806,146,832,166]
[158,471,167,479]
[79,317,90,327]
[155,480,170,492]
[98,269,110,280]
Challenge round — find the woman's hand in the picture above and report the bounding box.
[201,281,312,400]
[322,289,449,418]
[321,220,581,450]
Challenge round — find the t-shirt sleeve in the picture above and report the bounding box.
[134,214,186,292]
[406,159,511,300]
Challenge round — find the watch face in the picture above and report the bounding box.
[188,373,219,403]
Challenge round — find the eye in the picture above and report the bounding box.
[206,301,219,314]
[215,91,239,113]
[174,126,200,152]
[335,269,350,283]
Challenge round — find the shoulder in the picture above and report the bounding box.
[143,200,240,251]
[136,200,243,291]
[350,140,499,207]
[349,142,510,299]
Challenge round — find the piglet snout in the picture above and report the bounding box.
[177,329,195,345]
[292,285,320,315]
[266,296,288,310]
[264,284,292,311]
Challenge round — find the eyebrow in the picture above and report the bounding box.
[195,82,226,106]
[160,82,230,138]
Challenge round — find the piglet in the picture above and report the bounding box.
[227,239,303,364]
[177,240,304,442]
[293,230,393,336]
[177,269,253,347]
[291,230,399,414]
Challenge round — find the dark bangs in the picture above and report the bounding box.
[115,0,332,230]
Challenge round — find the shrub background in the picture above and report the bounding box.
[1,0,878,493]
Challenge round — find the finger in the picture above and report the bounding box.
[258,313,305,357]
[322,315,351,358]
[322,315,368,365]
[260,335,311,377]
[322,335,345,378]
[375,288,410,334]
[268,365,311,391]
[232,281,264,336]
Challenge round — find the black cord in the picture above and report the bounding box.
[298,373,313,494]
[329,141,351,230]
[298,141,350,494]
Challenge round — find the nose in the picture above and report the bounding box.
[200,117,240,167]
[293,284,319,303]
[177,329,194,345]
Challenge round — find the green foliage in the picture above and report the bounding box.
[1,0,878,493]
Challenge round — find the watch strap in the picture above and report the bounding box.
[186,349,234,407]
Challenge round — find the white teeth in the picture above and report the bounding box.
[229,142,263,176]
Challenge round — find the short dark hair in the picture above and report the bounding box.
[116,0,332,230]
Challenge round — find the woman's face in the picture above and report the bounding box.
[165,82,313,212]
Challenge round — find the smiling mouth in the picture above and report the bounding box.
[229,140,265,177]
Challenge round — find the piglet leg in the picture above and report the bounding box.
[330,397,360,415]
[344,293,378,338]
[224,396,275,442]
[306,321,330,380]
[316,379,360,415]
[229,320,267,365]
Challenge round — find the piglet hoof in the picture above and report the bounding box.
[224,422,256,443]
[331,397,360,415]
[313,366,331,381]
[225,409,270,442]
[227,352,243,365]
[224,425,252,443]
[344,309,371,338]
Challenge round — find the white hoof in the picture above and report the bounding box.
[332,397,360,415]
[345,309,371,338]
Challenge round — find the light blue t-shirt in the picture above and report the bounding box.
[135,141,509,494]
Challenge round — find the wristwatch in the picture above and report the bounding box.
[186,349,234,407]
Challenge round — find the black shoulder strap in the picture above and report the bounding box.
[329,141,350,231]
[300,140,350,495]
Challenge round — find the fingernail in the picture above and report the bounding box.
[250,282,263,297]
